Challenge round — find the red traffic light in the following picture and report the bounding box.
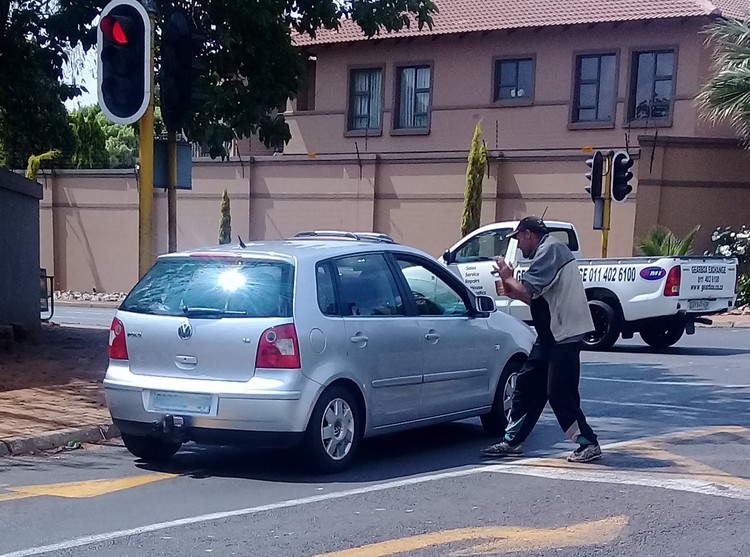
[101,15,128,45]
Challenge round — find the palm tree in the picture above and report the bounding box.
[696,18,750,139]
[636,225,700,257]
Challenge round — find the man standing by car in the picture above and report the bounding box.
[481,216,602,463]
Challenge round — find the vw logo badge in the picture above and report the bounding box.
[177,323,193,340]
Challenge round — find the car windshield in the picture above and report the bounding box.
[120,258,294,318]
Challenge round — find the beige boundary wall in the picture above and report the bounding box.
[39,136,750,293]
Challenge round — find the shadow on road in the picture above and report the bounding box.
[602,345,750,357]
[130,358,750,485]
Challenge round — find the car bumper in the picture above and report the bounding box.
[104,360,323,441]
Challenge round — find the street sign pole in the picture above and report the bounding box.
[167,131,178,253]
[601,151,613,258]
[138,6,156,278]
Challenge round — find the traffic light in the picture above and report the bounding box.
[611,151,634,202]
[97,0,151,124]
[585,151,604,201]
[160,9,206,133]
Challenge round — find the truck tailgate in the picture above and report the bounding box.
[681,259,737,312]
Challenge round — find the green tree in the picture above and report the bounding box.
[636,225,700,257]
[461,123,488,237]
[1,1,437,167]
[696,18,750,139]
[0,1,79,168]
[218,189,231,245]
[70,108,108,168]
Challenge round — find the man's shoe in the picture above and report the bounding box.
[481,441,523,458]
[567,444,602,463]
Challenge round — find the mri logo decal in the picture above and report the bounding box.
[640,267,667,281]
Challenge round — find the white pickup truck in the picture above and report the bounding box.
[441,220,738,350]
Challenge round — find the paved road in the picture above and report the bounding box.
[50,306,116,328]
[2,329,750,556]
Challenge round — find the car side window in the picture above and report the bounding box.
[332,254,405,317]
[454,228,513,263]
[395,256,469,317]
[316,262,338,316]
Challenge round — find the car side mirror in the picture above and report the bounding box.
[443,250,453,264]
[475,295,496,314]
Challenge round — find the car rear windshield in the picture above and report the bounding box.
[120,258,294,318]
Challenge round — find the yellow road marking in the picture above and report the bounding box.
[0,473,174,503]
[313,516,628,557]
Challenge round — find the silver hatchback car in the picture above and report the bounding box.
[104,233,535,472]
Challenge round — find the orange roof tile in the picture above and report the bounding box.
[294,0,750,46]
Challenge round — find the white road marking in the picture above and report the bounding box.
[582,377,750,389]
[2,427,747,557]
[489,465,750,501]
[582,398,726,413]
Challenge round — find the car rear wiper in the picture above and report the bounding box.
[181,306,247,318]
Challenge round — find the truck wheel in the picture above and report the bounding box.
[121,433,181,462]
[481,359,522,436]
[640,319,685,349]
[583,300,621,351]
[303,386,362,473]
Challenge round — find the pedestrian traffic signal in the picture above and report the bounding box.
[585,151,604,201]
[97,0,151,125]
[611,151,634,202]
[160,9,206,132]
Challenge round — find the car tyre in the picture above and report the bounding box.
[303,386,362,473]
[583,300,621,351]
[481,359,523,436]
[640,318,685,349]
[121,433,181,462]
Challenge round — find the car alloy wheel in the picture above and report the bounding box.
[320,397,355,460]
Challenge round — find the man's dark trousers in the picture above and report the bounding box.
[503,340,597,446]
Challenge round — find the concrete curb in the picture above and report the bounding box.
[54,300,121,309]
[0,423,120,457]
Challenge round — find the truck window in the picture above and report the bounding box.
[548,228,579,252]
[454,228,513,263]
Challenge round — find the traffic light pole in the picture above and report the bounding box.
[138,8,156,278]
[167,131,178,252]
[601,152,613,258]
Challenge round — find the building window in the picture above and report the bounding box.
[630,50,675,121]
[396,65,431,129]
[573,53,617,123]
[494,58,533,102]
[349,68,383,131]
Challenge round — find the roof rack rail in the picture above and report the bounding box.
[294,231,396,243]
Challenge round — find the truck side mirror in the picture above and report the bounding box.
[443,249,453,264]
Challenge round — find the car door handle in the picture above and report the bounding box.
[424,332,440,342]
[350,334,369,345]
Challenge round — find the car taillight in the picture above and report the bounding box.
[664,266,681,297]
[109,317,129,360]
[256,324,300,369]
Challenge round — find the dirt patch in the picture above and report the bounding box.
[0,323,108,392]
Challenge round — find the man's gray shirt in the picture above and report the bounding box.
[520,235,595,343]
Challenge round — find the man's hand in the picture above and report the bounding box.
[492,258,531,305]
[493,257,514,280]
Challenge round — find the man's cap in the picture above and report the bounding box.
[506,216,549,238]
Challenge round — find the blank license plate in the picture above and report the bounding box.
[152,392,212,415]
[689,300,710,311]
